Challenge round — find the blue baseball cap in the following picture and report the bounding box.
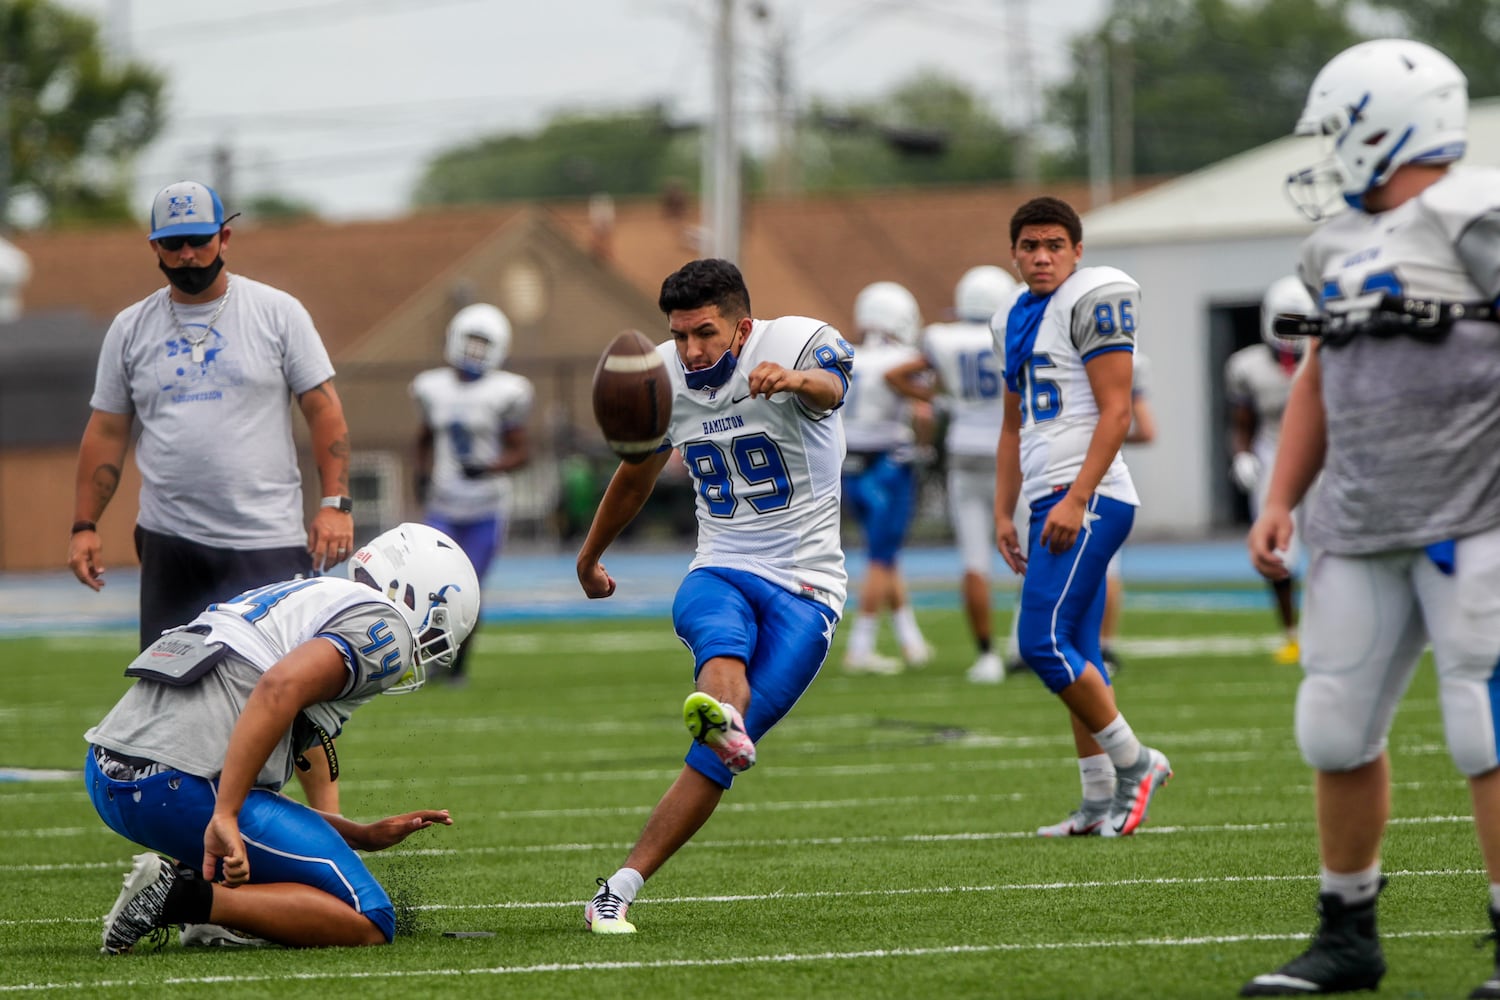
[148,180,225,240]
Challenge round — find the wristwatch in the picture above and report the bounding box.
[320,495,354,514]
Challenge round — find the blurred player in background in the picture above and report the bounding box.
[576,258,851,934]
[1097,351,1157,674]
[69,179,353,813]
[1242,40,1500,998]
[87,523,477,954]
[888,265,1016,682]
[994,196,1171,839]
[411,303,534,685]
[1227,276,1313,666]
[840,280,934,674]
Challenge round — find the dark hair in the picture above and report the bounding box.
[1009,196,1083,247]
[658,258,751,319]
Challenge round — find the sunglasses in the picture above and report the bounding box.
[155,231,219,251]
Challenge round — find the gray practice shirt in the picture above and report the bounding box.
[89,274,335,548]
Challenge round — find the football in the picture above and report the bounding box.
[592,329,672,463]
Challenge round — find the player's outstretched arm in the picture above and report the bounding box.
[321,809,454,852]
[577,449,673,598]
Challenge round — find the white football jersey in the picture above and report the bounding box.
[654,316,852,615]
[1298,166,1500,553]
[922,319,1004,458]
[841,339,920,457]
[410,367,535,521]
[991,266,1141,507]
[1224,344,1295,466]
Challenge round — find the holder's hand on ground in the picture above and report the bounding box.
[362,809,453,851]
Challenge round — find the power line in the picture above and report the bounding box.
[136,0,490,44]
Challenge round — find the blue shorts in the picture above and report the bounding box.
[1016,492,1135,694]
[672,567,838,789]
[423,513,502,583]
[843,455,917,564]
[85,748,397,941]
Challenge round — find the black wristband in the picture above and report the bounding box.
[71,520,97,535]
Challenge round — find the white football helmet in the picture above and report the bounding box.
[1287,38,1467,220]
[445,303,512,377]
[954,265,1016,323]
[1261,275,1316,357]
[348,522,481,692]
[854,281,921,346]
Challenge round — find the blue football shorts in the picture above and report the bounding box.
[843,454,918,564]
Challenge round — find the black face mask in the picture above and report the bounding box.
[159,254,225,296]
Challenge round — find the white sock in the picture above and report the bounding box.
[1091,714,1144,771]
[1320,862,1381,906]
[604,867,644,904]
[1078,753,1116,802]
[1489,883,1500,913]
[847,614,878,656]
[893,605,925,648]
[1005,612,1022,660]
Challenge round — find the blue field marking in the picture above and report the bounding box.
[0,540,1273,635]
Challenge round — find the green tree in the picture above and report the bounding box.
[0,0,165,226]
[1365,0,1500,99]
[413,106,700,206]
[800,73,1018,191]
[1043,0,1363,179]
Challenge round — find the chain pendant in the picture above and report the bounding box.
[191,342,206,364]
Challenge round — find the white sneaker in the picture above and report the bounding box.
[966,652,1005,684]
[180,923,269,948]
[1036,800,1109,837]
[901,640,935,668]
[101,853,177,955]
[843,650,904,675]
[585,877,637,934]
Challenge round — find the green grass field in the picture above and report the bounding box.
[0,606,1489,998]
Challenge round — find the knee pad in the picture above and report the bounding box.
[1295,675,1384,771]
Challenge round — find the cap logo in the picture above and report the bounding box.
[167,194,199,220]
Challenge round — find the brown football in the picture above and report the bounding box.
[592,329,672,463]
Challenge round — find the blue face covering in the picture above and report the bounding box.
[1002,290,1052,394]
[682,344,739,391]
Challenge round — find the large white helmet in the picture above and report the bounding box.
[1261,275,1317,357]
[954,265,1016,323]
[853,281,921,347]
[348,522,481,692]
[1287,38,1467,220]
[445,303,512,376]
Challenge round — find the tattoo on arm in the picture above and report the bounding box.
[91,464,120,511]
[327,435,350,493]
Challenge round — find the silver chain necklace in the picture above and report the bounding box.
[167,275,233,363]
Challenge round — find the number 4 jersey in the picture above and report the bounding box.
[991,266,1141,508]
[654,317,853,616]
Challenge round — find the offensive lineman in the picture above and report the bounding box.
[993,196,1171,839]
[410,303,533,684]
[576,258,852,934]
[1242,39,1500,998]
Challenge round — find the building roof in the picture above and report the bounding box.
[1083,97,1500,247]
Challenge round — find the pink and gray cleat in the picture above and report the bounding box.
[1036,799,1110,837]
[1101,747,1173,837]
[683,692,757,774]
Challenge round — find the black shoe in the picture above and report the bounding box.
[1471,906,1500,999]
[1240,879,1387,995]
[101,853,179,955]
[1100,645,1123,679]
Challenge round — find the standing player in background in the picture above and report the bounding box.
[840,281,934,674]
[1242,40,1500,998]
[68,179,353,815]
[994,196,1171,839]
[887,265,1017,683]
[1097,351,1157,675]
[576,258,851,934]
[1227,276,1314,666]
[410,303,534,685]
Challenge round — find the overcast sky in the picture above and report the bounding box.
[62,0,1110,222]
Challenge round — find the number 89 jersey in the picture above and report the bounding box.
[656,316,852,616]
[992,266,1141,508]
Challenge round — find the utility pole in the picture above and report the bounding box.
[704,0,741,263]
[1004,0,1039,185]
[211,143,235,208]
[1110,20,1134,195]
[1086,35,1112,209]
